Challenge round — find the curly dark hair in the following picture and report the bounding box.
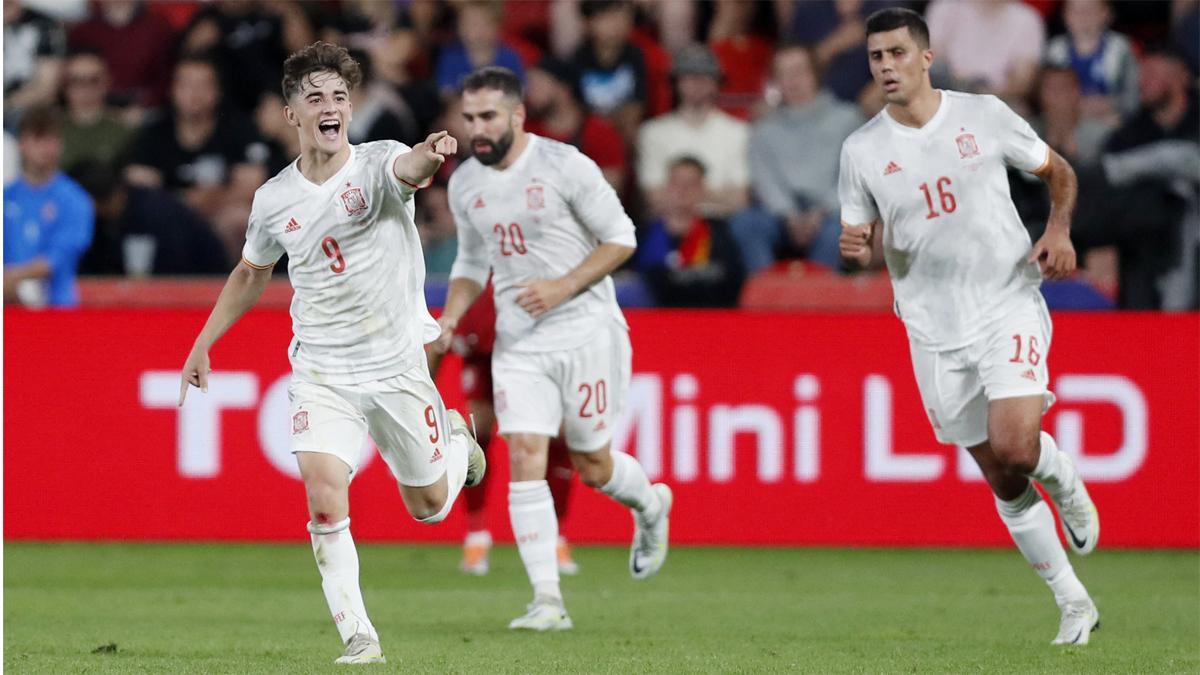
[281,42,362,100]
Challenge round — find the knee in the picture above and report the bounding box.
[305,481,347,523]
[571,453,611,488]
[989,431,1040,475]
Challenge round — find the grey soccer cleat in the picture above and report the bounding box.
[1052,599,1100,645]
[508,595,573,632]
[334,633,386,664]
[630,484,673,580]
[447,409,486,488]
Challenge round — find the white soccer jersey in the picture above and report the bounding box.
[838,91,1051,350]
[448,134,636,353]
[242,141,440,385]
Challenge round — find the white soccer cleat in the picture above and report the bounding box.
[447,409,487,488]
[1051,452,1100,555]
[1052,599,1100,645]
[334,633,386,664]
[630,483,672,580]
[557,536,580,576]
[508,596,573,632]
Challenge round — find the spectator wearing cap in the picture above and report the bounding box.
[525,56,628,195]
[1043,0,1139,122]
[435,0,528,97]
[4,106,94,308]
[637,43,749,218]
[730,44,863,274]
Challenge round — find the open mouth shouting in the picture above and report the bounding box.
[318,118,341,140]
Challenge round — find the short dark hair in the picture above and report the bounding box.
[865,7,930,49]
[18,105,63,138]
[462,66,523,100]
[580,0,629,20]
[281,42,362,100]
[669,155,707,177]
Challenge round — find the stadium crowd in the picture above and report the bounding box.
[4,0,1197,310]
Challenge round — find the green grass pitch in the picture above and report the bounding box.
[4,543,1197,673]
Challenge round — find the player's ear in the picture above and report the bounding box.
[511,101,526,129]
[284,104,299,128]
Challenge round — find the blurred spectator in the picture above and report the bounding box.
[1044,0,1139,122]
[571,0,647,143]
[926,0,1044,107]
[786,0,879,106]
[635,156,744,307]
[707,0,773,119]
[3,106,94,308]
[254,92,299,176]
[347,50,422,147]
[4,0,66,127]
[525,56,628,194]
[636,0,695,53]
[4,130,18,185]
[1072,46,1199,309]
[732,45,864,274]
[67,0,175,110]
[179,1,314,114]
[435,0,528,97]
[417,181,458,276]
[59,49,135,177]
[75,162,228,276]
[1173,0,1199,76]
[638,44,749,218]
[1034,66,1116,169]
[125,55,269,260]
[433,95,472,185]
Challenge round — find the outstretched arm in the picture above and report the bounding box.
[392,130,458,189]
[179,261,275,405]
[1029,149,1078,280]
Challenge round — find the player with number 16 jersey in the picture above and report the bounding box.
[838,9,1101,647]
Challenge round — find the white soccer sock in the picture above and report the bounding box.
[509,480,560,600]
[600,451,661,522]
[995,485,1089,606]
[308,518,379,644]
[418,425,470,524]
[1029,431,1078,503]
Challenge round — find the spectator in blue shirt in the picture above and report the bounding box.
[3,105,93,307]
[435,1,526,97]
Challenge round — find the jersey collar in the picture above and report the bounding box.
[882,90,951,138]
[292,143,357,192]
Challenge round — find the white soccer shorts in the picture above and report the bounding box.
[288,361,451,487]
[491,319,631,452]
[909,293,1056,447]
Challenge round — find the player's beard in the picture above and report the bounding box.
[472,127,514,166]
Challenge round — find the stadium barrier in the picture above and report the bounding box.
[4,308,1196,547]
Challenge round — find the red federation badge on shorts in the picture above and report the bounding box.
[292,410,310,434]
[341,185,369,216]
[526,184,544,210]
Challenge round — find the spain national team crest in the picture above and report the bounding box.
[340,186,369,216]
[526,184,545,210]
[292,410,310,435]
[955,132,980,159]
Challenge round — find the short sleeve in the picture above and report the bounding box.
[241,198,283,269]
[446,173,490,286]
[990,96,1050,173]
[565,151,636,247]
[837,143,878,225]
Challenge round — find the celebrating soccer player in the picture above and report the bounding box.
[838,9,1101,645]
[434,67,672,632]
[178,43,485,664]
